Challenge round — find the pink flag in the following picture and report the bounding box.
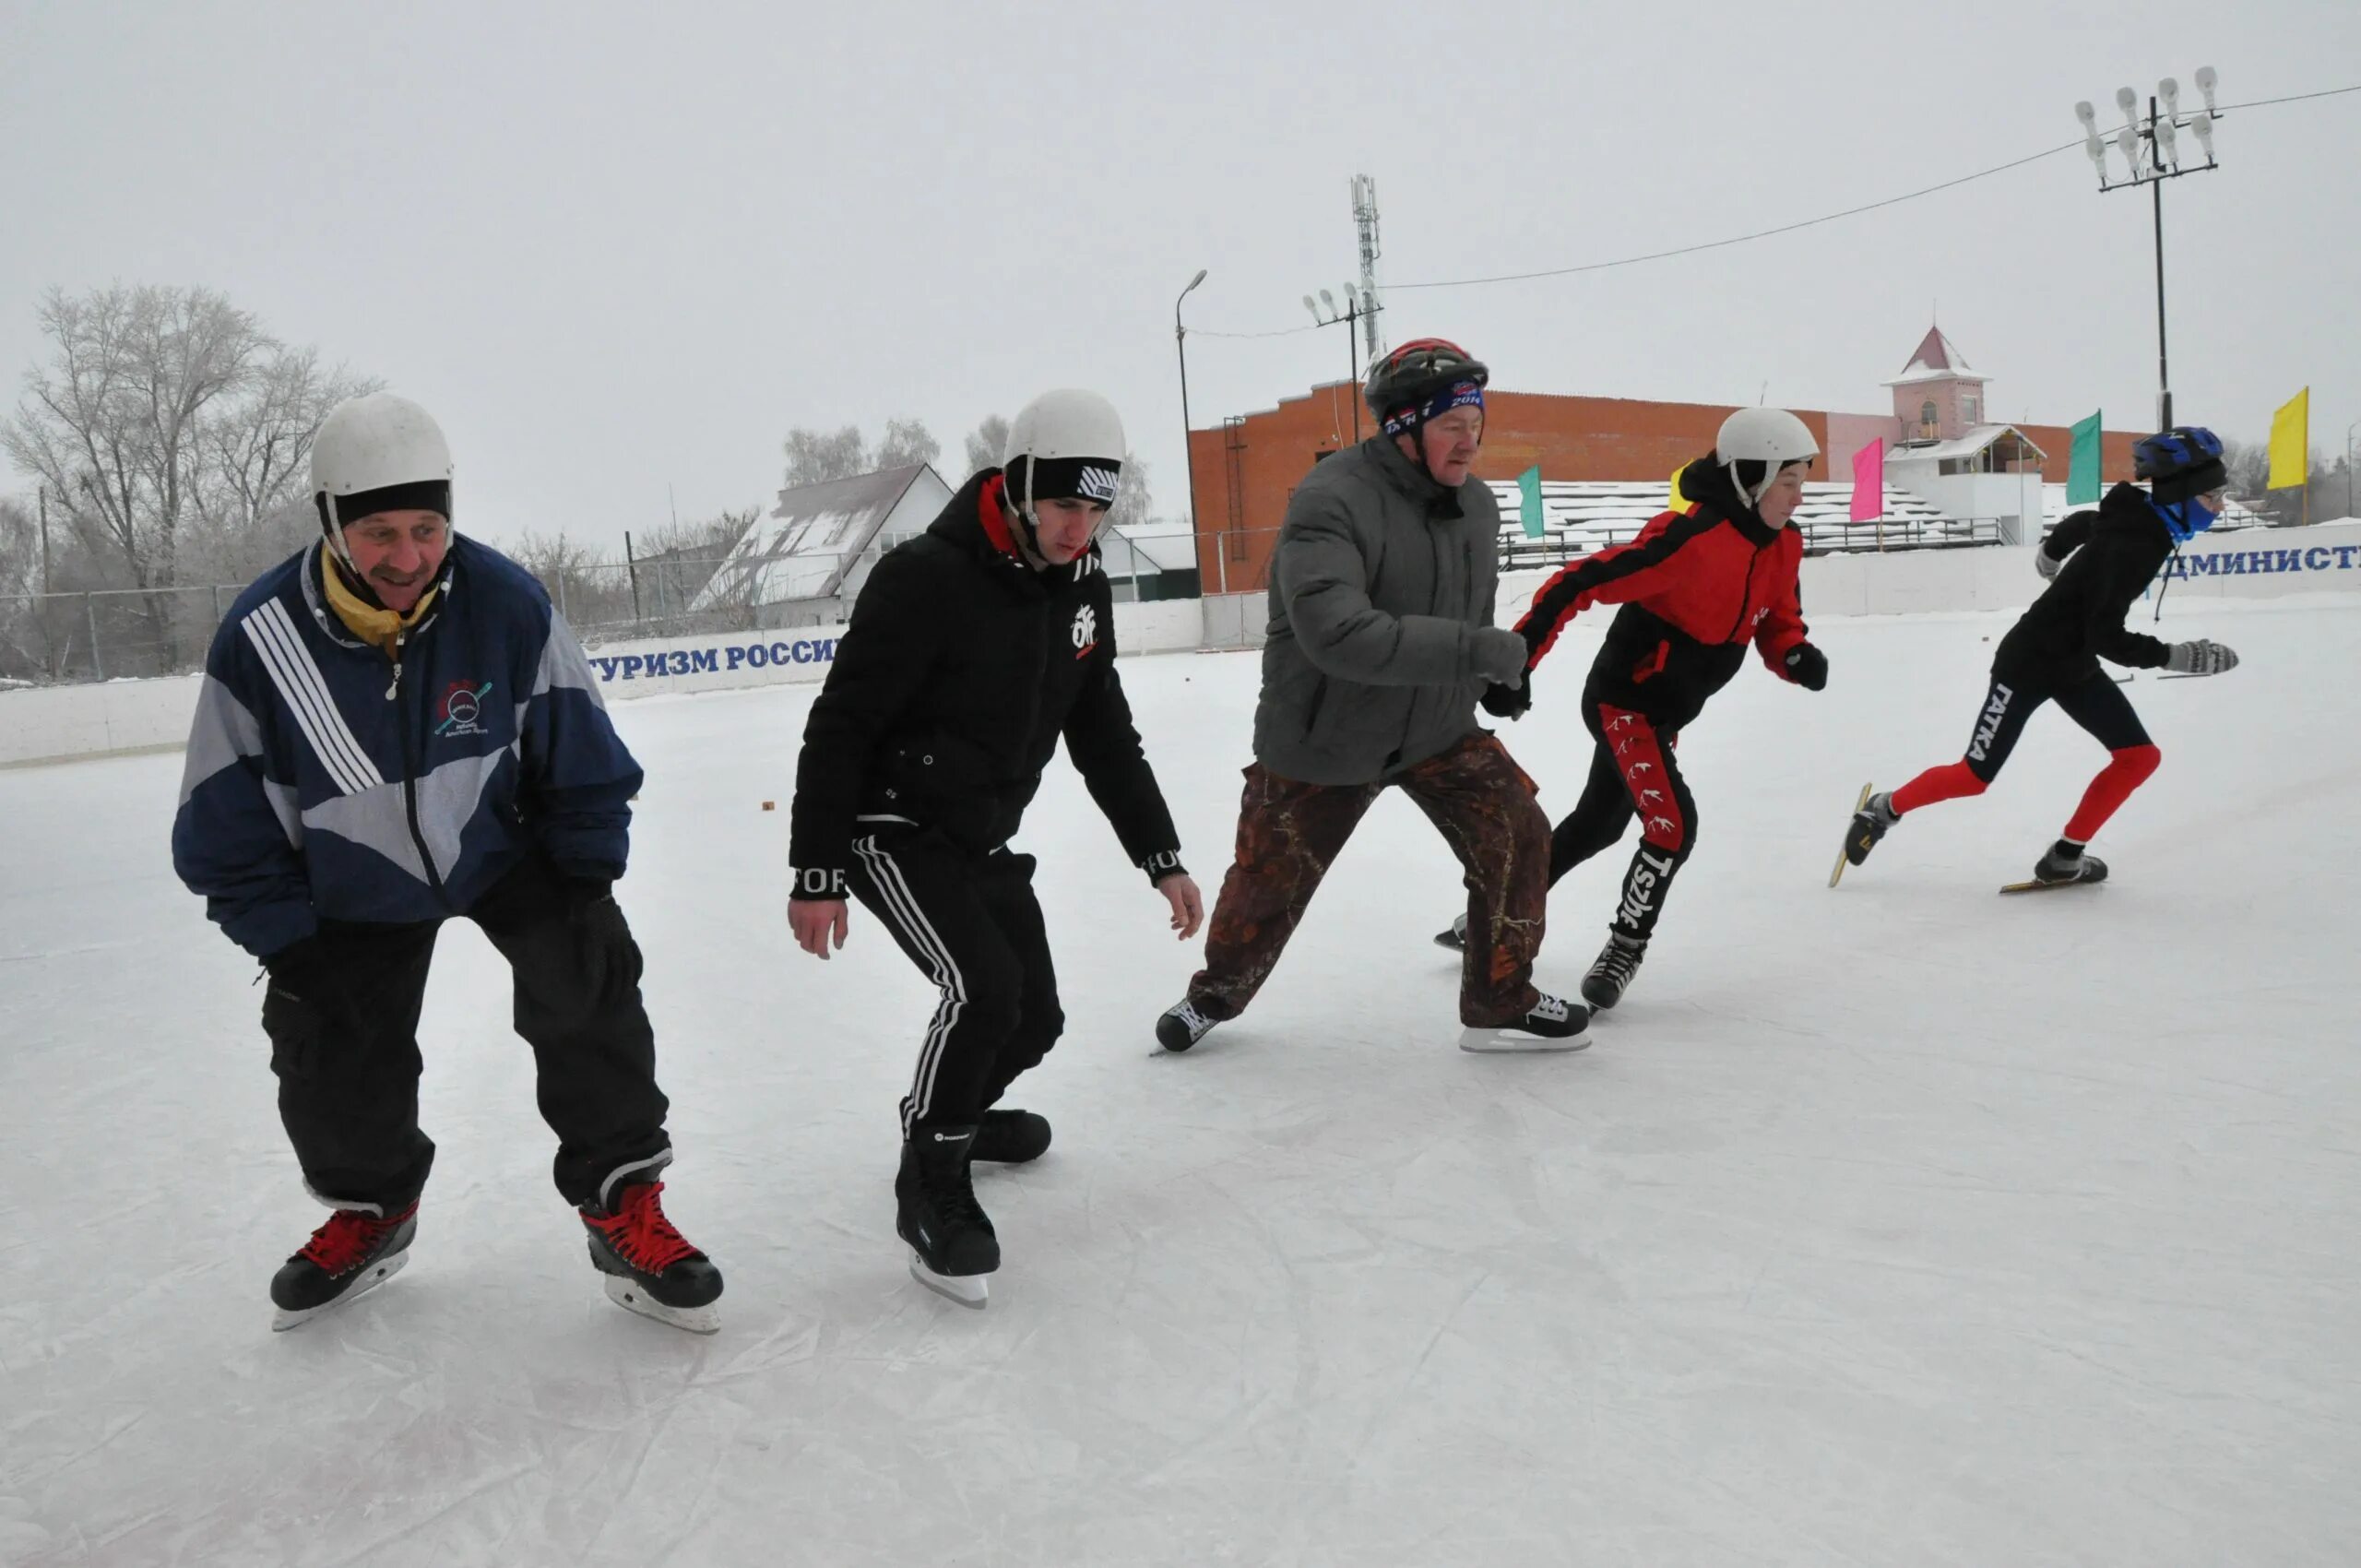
[1849,440,1885,523]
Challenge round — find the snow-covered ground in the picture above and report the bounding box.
[5,599,2357,1567]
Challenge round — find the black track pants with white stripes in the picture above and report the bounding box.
[846,828,1064,1137]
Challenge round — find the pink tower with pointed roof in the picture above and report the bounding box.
[1886,327,1990,444]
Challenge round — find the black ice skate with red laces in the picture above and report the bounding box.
[270,1201,419,1331]
[580,1181,723,1334]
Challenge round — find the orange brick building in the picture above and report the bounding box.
[1184,327,2141,593]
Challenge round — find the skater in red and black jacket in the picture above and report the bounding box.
[1842,426,2241,888]
[1438,408,1833,1011]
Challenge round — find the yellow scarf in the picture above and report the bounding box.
[322,553,440,659]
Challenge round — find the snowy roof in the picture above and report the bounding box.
[1887,424,2049,465]
[698,463,949,607]
[1485,478,1969,560]
[1885,327,1987,388]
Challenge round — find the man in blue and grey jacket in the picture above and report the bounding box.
[172,392,722,1334]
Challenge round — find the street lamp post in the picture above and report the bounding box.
[1305,285,1381,443]
[2074,67,2222,433]
[1174,267,1213,592]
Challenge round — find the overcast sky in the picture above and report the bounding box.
[4,0,2356,558]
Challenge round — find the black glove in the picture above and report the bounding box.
[1783,643,1829,692]
[1480,672,1532,719]
[564,878,640,998]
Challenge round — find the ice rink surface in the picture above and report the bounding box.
[5,598,2356,1567]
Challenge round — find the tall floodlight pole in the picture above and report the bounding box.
[1307,285,1382,443]
[2075,68,2222,432]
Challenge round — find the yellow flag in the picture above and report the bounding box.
[2268,387,2309,490]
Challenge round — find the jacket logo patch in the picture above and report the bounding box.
[1072,604,1098,658]
[436,681,493,737]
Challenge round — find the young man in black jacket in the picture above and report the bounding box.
[1844,426,2242,886]
[787,389,1202,1306]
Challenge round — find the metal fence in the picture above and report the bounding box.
[0,558,762,688]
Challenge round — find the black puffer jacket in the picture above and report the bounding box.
[1998,481,2175,683]
[789,470,1181,896]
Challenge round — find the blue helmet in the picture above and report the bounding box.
[2132,426,2225,484]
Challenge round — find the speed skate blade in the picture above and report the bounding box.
[909,1253,990,1308]
[270,1249,409,1332]
[1458,1025,1591,1054]
[1830,782,1872,888]
[602,1273,720,1335]
[1999,879,2101,895]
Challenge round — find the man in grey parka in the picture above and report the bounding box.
[1156,339,1587,1053]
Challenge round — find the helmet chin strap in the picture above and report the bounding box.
[1003,465,1051,571]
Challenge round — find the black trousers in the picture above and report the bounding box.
[846,828,1062,1139]
[1545,698,1702,944]
[1962,666,2153,783]
[263,854,672,1213]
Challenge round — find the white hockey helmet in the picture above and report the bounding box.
[311,392,455,564]
[1003,389,1125,531]
[1714,407,1820,511]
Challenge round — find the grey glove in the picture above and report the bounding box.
[2034,546,2063,581]
[2164,638,2239,676]
[1469,627,1528,689]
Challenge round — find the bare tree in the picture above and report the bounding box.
[2220,437,2272,500]
[782,418,941,491]
[1108,451,1154,533]
[782,425,869,489]
[964,413,1010,478]
[4,285,370,671]
[875,418,940,471]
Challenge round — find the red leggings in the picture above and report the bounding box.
[1892,670,2160,843]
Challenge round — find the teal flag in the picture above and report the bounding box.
[2067,411,2104,505]
[1517,466,1545,539]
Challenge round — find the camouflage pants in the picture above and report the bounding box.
[1186,731,1549,1028]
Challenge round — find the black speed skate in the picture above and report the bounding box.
[270,1201,419,1332]
[2032,840,2109,886]
[580,1181,724,1334]
[1845,790,1898,867]
[1433,913,1467,951]
[1580,933,1646,1011]
[897,1126,999,1307]
[972,1108,1051,1164]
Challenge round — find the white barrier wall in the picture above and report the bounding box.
[0,597,1216,767]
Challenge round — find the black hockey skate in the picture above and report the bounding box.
[1580,932,1646,1011]
[270,1201,419,1331]
[1433,913,1467,951]
[972,1108,1051,1164]
[897,1126,999,1307]
[1156,998,1221,1052]
[1458,992,1592,1053]
[580,1181,724,1334]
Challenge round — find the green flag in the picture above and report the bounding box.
[2067,411,2104,505]
[1517,465,1545,539]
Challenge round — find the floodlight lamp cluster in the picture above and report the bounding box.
[2076,66,2220,191]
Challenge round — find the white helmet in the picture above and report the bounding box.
[1714,407,1820,512]
[1003,389,1125,517]
[311,392,455,540]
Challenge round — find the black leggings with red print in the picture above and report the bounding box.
[1547,702,1700,944]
